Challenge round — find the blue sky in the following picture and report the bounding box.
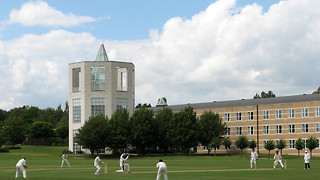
[0,0,319,110]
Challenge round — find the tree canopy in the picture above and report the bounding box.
[235,135,249,158]
[253,91,276,99]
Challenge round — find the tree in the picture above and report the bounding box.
[169,106,199,155]
[264,140,275,160]
[135,103,151,109]
[108,109,130,154]
[312,87,320,94]
[295,138,304,158]
[210,137,221,156]
[28,121,55,145]
[3,116,27,145]
[253,91,276,99]
[235,135,249,158]
[276,139,286,154]
[222,138,232,156]
[56,125,69,140]
[248,140,257,150]
[306,137,319,158]
[75,115,109,156]
[198,111,226,154]
[129,107,155,155]
[154,107,173,154]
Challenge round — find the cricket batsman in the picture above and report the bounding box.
[61,153,71,168]
[273,150,284,169]
[94,154,105,175]
[117,153,130,173]
[15,156,27,179]
[250,149,258,169]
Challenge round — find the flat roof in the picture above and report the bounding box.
[149,94,320,112]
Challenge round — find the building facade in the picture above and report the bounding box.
[151,94,320,156]
[68,44,135,153]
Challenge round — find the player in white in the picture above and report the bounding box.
[117,153,130,173]
[15,156,27,179]
[250,149,258,169]
[156,159,168,180]
[94,154,105,175]
[304,150,310,169]
[61,153,71,168]
[273,150,284,169]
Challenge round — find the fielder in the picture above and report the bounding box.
[94,154,105,175]
[156,159,168,180]
[61,153,71,168]
[15,156,27,179]
[116,153,130,173]
[304,150,311,169]
[273,150,284,169]
[250,149,258,169]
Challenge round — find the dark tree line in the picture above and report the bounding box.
[76,106,227,155]
[0,103,69,146]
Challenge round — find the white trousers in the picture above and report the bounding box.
[16,165,27,179]
[273,160,284,168]
[95,165,102,174]
[157,167,168,180]
[250,159,257,168]
[61,159,71,167]
[120,163,130,172]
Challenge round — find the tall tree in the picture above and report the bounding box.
[3,116,27,145]
[264,140,275,160]
[129,107,155,155]
[56,125,69,140]
[169,106,199,155]
[154,107,173,154]
[198,111,226,154]
[253,91,276,99]
[276,139,286,154]
[75,115,109,156]
[249,140,257,150]
[235,135,249,158]
[295,138,304,159]
[28,121,55,145]
[306,137,319,158]
[108,109,130,154]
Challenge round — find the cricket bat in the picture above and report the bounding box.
[104,163,108,174]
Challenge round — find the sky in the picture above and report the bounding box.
[0,0,319,110]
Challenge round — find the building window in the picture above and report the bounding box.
[91,67,105,91]
[236,112,242,121]
[247,111,254,121]
[224,113,231,122]
[275,109,282,119]
[73,129,81,153]
[117,67,128,91]
[91,98,105,117]
[301,108,309,118]
[117,98,128,111]
[263,125,270,135]
[72,67,81,92]
[316,123,320,133]
[225,127,231,136]
[288,109,295,118]
[236,127,242,135]
[289,124,295,134]
[248,126,254,135]
[72,98,81,123]
[263,110,269,120]
[302,123,309,133]
[302,139,309,148]
[276,125,282,134]
[289,140,295,149]
[315,107,320,117]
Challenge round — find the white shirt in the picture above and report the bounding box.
[304,153,310,163]
[251,152,258,160]
[156,162,167,169]
[120,154,129,166]
[62,154,68,160]
[274,153,282,161]
[94,156,101,166]
[16,159,26,167]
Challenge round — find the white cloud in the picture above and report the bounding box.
[8,0,96,27]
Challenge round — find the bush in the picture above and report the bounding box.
[9,146,22,149]
[0,147,9,152]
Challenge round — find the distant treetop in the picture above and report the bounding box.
[253,91,276,99]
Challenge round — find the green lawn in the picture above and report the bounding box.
[0,146,318,180]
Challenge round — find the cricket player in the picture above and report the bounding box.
[15,156,27,179]
[250,149,258,169]
[156,159,168,180]
[117,153,130,173]
[273,150,284,169]
[94,154,105,175]
[304,150,310,169]
[61,153,71,168]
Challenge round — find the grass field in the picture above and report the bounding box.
[0,146,319,180]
